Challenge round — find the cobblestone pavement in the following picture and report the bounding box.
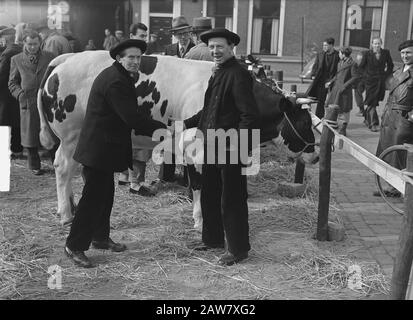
[291,83,403,277]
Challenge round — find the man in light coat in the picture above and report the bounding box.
[184,17,213,61]
[8,30,55,175]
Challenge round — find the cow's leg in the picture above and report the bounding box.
[54,142,79,225]
[187,164,202,231]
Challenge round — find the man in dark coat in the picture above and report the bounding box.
[373,40,413,198]
[64,39,167,268]
[358,38,393,132]
[159,16,195,183]
[8,30,55,175]
[0,26,22,156]
[325,47,361,136]
[181,28,260,266]
[306,37,340,119]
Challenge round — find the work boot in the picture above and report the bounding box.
[338,123,347,136]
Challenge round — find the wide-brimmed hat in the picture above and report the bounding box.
[170,16,191,33]
[200,28,240,46]
[192,17,212,33]
[399,40,413,51]
[0,26,16,36]
[110,39,147,59]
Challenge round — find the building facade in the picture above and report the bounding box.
[1,0,412,74]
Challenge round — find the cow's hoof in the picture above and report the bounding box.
[61,216,74,227]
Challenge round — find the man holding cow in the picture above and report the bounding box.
[64,39,166,268]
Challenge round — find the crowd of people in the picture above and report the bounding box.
[1,14,412,269]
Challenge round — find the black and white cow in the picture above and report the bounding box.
[37,51,318,226]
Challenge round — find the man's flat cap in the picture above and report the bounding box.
[110,39,147,59]
[200,28,240,46]
[398,40,413,51]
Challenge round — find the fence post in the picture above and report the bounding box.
[391,143,413,299]
[316,105,339,241]
[293,81,304,184]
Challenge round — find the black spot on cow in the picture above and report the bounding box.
[47,74,59,96]
[152,88,160,104]
[139,56,158,75]
[41,94,55,122]
[160,100,168,117]
[54,95,77,122]
[140,100,154,118]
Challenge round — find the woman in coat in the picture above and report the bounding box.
[8,30,55,175]
[326,47,361,136]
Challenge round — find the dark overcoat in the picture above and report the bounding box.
[184,57,260,158]
[326,57,361,113]
[73,61,166,173]
[164,41,195,58]
[8,50,55,147]
[359,49,393,106]
[0,43,21,126]
[376,66,413,169]
[306,50,340,98]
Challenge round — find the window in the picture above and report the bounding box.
[150,0,173,14]
[251,0,281,55]
[207,0,233,30]
[344,0,384,48]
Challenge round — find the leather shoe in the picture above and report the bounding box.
[218,251,248,266]
[92,238,127,252]
[370,125,380,132]
[356,111,364,117]
[31,169,44,176]
[373,189,402,198]
[64,246,94,268]
[188,240,224,251]
[130,185,155,197]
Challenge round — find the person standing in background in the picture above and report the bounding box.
[184,17,213,61]
[103,28,118,51]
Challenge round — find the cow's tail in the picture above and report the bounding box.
[37,53,75,150]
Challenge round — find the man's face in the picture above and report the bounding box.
[322,42,333,52]
[174,30,190,46]
[208,37,234,65]
[372,39,382,52]
[401,46,413,66]
[118,47,142,73]
[131,28,147,42]
[105,29,110,36]
[24,36,41,54]
[115,32,123,40]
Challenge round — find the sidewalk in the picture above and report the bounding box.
[291,83,403,276]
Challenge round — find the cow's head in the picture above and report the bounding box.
[278,96,319,165]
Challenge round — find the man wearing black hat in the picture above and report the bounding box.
[32,20,72,56]
[0,26,23,157]
[373,40,413,198]
[182,28,260,266]
[64,39,167,268]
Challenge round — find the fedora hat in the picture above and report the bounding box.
[170,16,191,33]
[0,26,15,36]
[200,28,240,46]
[110,39,147,59]
[192,17,212,33]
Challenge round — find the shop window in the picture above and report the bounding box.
[207,0,233,30]
[344,0,384,48]
[251,0,281,55]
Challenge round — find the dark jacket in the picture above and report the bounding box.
[164,41,195,58]
[376,66,413,167]
[0,43,21,126]
[9,50,56,147]
[326,57,361,113]
[306,49,340,99]
[73,61,166,172]
[184,57,260,158]
[359,49,393,105]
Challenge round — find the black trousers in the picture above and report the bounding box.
[10,125,23,153]
[315,84,328,119]
[27,147,40,170]
[354,81,365,113]
[201,163,250,255]
[365,105,380,128]
[66,166,114,251]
